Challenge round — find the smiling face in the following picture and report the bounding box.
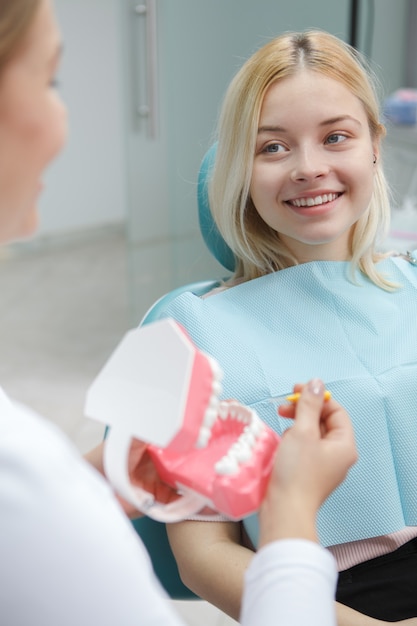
[250,69,379,263]
[0,0,66,244]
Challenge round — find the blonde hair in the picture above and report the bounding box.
[0,0,40,74]
[210,30,393,289]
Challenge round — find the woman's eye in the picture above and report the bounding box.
[326,133,346,145]
[263,142,285,154]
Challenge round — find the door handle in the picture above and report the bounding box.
[133,1,158,138]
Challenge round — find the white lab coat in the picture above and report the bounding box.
[0,387,337,625]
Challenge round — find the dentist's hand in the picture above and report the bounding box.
[84,439,180,519]
[125,437,181,516]
[258,379,358,547]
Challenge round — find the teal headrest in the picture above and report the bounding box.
[197,143,236,272]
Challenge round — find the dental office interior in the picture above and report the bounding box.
[0,0,416,624]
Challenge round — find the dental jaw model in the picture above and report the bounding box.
[85,318,280,522]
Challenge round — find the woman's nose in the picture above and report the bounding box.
[290,149,329,182]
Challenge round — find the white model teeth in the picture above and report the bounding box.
[209,396,219,409]
[196,355,223,448]
[195,357,266,461]
[214,455,239,475]
[207,356,223,381]
[290,193,338,207]
[203,408,218,428]
[215,410,266,475]
[218,403,230,420]
[197,426,212,448]
[250,418,264,438]
[242,428,256,448]
[230,441,252,463]
[219,400,251,422]
[212,381,223,396]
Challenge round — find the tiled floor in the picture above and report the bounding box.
[0,225,237,626]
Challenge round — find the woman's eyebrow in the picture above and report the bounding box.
[319,115,362,127]
[257,125,286,134]
[258,115,362,134]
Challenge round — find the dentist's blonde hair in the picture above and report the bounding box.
[0,0,40,73]
[209,30,393,288]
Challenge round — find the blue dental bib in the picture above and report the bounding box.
[159,255,417,548]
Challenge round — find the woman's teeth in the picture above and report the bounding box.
[289,193,338,207]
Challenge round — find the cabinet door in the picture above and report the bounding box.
[122,0,349,321]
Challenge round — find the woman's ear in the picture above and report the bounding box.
[373,126,385,163]
[372,141,381,166]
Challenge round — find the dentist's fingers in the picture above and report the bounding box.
[278,382,330,424]
[277,382,315,420]
[290,379,327,436]
[128,438,181,506]
[273,379,358,498]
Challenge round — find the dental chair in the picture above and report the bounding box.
[131,143,235,599]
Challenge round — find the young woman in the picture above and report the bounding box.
[161,31,417,624]
[0,4,357,625]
